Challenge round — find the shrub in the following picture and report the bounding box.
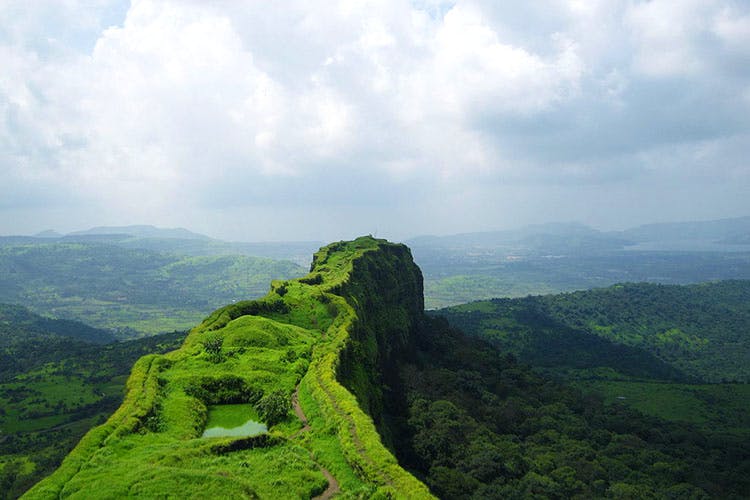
[202,336,224,363]
[255,390,291,426]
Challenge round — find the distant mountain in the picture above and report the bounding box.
[407,222,631,255]
[408,217,750,250]
[0,242,306,337]
[408,222,600,246]
[620,216,750,243]
[110,238,323,265]
[68,225,211,240]
[34,229,62,238]
[4,225,323,266]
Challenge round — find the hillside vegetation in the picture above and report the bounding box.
[0,307,185,499]
[0,242,305,338]
[24,237,432,499]
[387,317,750,498]
[21,239,750,499]
[439,281,750,383]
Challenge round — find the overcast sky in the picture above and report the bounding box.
[1,0,749,241]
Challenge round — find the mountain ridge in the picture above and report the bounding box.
[23,236,433,499]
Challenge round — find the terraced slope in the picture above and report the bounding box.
[24,237,433,499]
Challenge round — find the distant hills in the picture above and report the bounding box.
[9,217,750,313]
[408,216,750,254]
[22,216,750,263]
[0,303,115,347]
[405,216,750,308]
[620,216,750,244]
[0,240,306,338]
[67,225,211,240]
[24,225,322,265]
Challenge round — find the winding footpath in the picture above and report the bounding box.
[292,386,340,499]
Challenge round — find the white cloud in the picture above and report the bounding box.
[0,0,748,238]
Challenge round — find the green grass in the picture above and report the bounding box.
[0,331,187,499]
[24,237,433,499]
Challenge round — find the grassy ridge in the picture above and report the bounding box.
[24,237,432,498]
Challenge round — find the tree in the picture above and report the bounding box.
[255,390,290,426]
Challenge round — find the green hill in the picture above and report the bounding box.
[0,304,115,346]
[23,237,432,499]
[439,281,750,383]
[0,242,305,338]
[0,304,115,382]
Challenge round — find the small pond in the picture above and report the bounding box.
[201,403,267,438]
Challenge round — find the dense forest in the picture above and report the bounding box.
[438,281,750,383]
[385,316,750,498]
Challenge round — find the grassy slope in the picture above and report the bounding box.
[23,237,432,499]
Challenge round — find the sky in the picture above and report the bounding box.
[1,0,749,242]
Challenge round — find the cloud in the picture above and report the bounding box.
[0,0,748,239]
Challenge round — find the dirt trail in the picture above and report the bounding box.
[314,468,340,500]
[292,386,310,433]
[292,385,340,499]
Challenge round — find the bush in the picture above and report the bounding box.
[184,376,262,405]
[202,336,224,363]
[255,390,291,426]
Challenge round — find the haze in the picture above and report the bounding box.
[1,1,749,242]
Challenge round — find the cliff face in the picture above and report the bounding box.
[25,237,434,499]
[331,241,424,428]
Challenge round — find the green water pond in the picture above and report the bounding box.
[201,403,268,438]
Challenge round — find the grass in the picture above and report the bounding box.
[24,237,434,499]
[0,332,187,499]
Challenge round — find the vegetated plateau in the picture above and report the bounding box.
[17,237,750,499]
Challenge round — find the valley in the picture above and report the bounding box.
[1,223,749,498]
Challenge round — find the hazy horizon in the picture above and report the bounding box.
[2,1,749,242]
[3,214,749,246]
